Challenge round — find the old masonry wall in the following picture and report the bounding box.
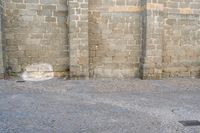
[0,0,199,79]
[4,0,69,77]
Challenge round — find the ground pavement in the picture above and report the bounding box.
[0,78,200,133]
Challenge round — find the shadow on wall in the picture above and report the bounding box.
[0,2,6,79]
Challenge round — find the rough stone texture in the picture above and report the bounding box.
[4,0,69,77]
[0,0,200,79]
[140,0,164,79]
[0,0,4,78]
[162,0,200,79]
[69,0,89,79]
[89,0,142,78]
[140,0,200,79]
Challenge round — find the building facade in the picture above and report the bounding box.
[0,0,199,79]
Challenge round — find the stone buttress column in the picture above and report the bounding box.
[68,0,89,79]
[0,1,4,78]
[140,0,164,79]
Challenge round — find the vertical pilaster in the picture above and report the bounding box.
[140,0,164,79]
[0,1,4,78]
[69,0,89,79]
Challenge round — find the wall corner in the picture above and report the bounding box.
[140,0,164,80]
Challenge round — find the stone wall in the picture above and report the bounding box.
[0,0,4,78]
[4,0,69,77]
[89,0,142,78]
[68,0,89,79]
[140,0,164,79]
[1,0,200,79]
[163,0,200,78]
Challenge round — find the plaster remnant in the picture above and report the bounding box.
[22,63,54,81]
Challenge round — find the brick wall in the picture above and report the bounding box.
[4,0,69,77]
[0,0,4,78]
[89,0,142,78]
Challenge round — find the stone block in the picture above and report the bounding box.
[45,17,56,22]
[25,0,39,4]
